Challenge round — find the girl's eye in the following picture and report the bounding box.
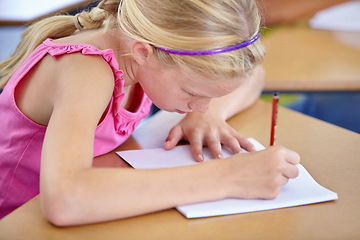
[186,91,196,97]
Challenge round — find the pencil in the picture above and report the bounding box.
[270,91,279,146]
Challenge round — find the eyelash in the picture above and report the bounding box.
[183,89,196,97]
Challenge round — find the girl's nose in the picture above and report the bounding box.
[189,98,211,113]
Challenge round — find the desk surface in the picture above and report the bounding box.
[0,100,359,240]
[260,0,350,26]
[262,25,360,91]
[0,0,95,25]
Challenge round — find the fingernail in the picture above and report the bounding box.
[197,154,204,162]
[217,154,224,159]
[164,141,171,149]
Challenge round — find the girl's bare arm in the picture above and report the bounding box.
[40,58,299,226]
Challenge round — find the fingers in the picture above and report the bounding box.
[283,150,300,179]
[164,118,263,162]
[279,175,289,186]
[268,145,301,180]
[231,134,256,152]
[165,112,259,161]
[163,126,184,151]
[204,135,223,160]
[268,145,300,165]
[285,150,301,165]
[188,131,206,162]
[223,138,242,154]
[218,129,256,155]
[283,163,299,179]
[199,130,236,160]
[224,145,301,200]
[184,129,229,162]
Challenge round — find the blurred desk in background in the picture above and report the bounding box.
[262,25,360,91]
[261,21,360,133]
[259,0,350,27]
[0,0,96,25]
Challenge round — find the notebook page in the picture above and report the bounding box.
[117,139,338,218]
[119,138,264,169]
[177,164,338,218]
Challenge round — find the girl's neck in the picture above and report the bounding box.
[102,28,138,87]
[54,27,138,87]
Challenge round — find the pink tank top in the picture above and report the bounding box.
[0,39,152,219]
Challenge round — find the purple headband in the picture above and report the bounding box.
[154,30,261,56]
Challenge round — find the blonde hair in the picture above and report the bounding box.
[0,0,264,88]
[0,0,118,88]
[118,0,265,79]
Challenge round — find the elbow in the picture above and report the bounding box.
[42,206,69,227]
[41,192,74,227]
[40,183,83,227]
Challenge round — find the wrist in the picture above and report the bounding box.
[206,102,228,121]
[187,105,227,122]
[204,160,231,200]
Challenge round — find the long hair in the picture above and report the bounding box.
[0,0,265,88]
[0,0,118,88]
[118,0,265,79]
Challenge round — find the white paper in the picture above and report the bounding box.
[132,111,185,149]
[119,138,265,169]
[177,164,337,218]
[309,1,360,32]
[117,139,338,218]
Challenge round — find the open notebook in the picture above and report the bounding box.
[117,138,338,218]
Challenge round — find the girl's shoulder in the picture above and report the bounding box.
[44,30,124,85]
[50,48,115,98]
[43,36,120,90]
[43,48,116,128]
[12,39,116,127]
[40,34,121,113]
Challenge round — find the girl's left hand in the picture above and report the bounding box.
[163,111,256,162]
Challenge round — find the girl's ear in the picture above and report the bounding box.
[131,41,154,65]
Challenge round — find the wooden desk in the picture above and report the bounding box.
[258,0,350,27]
[0,100,359,239]
[262,25,360,91]
[0,0,96,25]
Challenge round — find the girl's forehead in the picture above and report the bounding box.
[180,72,243,97]
[186,71,243,88]
[178,65,244,84]
[162,63,244,93]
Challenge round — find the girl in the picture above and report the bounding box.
[0,0,300,225]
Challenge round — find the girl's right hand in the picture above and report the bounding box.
[223,145,300,200]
